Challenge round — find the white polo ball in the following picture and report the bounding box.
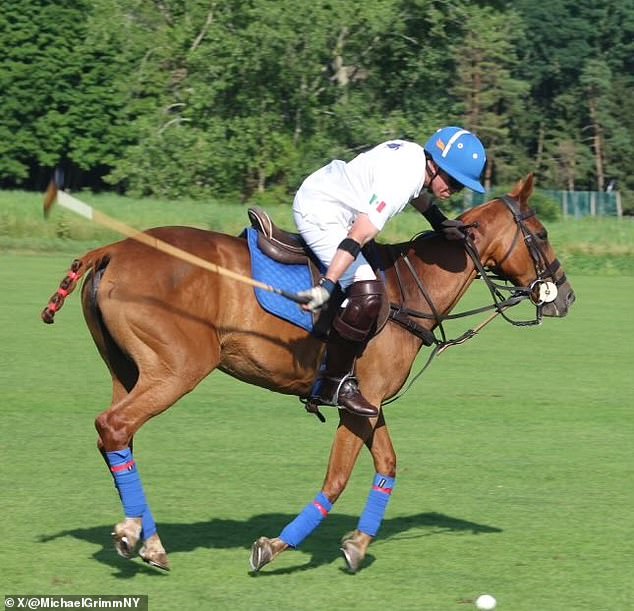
[475,594,497,610]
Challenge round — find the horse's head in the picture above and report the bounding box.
[463,173,575,318]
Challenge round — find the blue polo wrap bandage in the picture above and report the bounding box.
[279,491,333,548]
[358,473,395,537]
[105,448,157,539]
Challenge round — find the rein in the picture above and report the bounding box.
[383,195,561,406]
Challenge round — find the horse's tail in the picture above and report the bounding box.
[41,248,110,324]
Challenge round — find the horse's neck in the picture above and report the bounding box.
[380,238,478,317]
[377,202,512,320]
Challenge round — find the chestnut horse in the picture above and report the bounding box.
[41,174,574,573]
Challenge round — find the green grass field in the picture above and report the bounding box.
[1,253,632,610]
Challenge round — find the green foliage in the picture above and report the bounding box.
[247,184,293,210]
[0,0,632,202]
[470,184,562,222]
[525,190,561,221]
[514,0,634,192]
[450,5,530,186]
[106,122,240,200]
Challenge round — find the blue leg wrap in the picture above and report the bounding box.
[279,491,333,548]
[105,448,157,539]
[141,507,157,540]
[358,473,395,537]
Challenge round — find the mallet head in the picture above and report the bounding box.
[43,168,65,218]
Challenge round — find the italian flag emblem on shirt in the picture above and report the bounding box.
[370,194,386,213]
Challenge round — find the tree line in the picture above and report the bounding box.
[1,0,633,210]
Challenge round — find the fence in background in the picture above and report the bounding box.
[542,190,622,218]
[467,190,622,217]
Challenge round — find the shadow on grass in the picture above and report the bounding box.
[39,512,501,578]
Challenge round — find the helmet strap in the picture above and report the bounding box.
[425,157,440,190]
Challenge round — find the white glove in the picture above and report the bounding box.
[297,277,336,312]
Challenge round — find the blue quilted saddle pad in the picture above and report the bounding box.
[246,228,322,333]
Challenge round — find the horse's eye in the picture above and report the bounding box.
[537,230,548,240]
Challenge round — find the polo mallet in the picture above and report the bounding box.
[43,175,310,304]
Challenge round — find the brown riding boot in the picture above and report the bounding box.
[310,334,379,418]
[308,280,388,418]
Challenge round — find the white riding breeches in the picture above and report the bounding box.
[293,187,376,289]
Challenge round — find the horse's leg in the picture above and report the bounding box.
[96,335,219,571]
[96,381,179,569]
[95,377,142,561]
[250,411,376,571]
[340,411,396,572]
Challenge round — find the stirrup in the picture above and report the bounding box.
[332,373,357,405]
[304,373,378,418]
[301,374,353,422]
[306,373,355,407]
[335,377,379,418]
[306,375,336,407]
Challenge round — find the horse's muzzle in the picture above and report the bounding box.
[541,283,576,318]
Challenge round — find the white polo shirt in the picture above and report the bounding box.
[297,140,427,231]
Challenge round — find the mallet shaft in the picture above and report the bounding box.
[51,189,309,304]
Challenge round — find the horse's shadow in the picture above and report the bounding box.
[39,512,502,578]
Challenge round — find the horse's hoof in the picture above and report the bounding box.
[112,519,142,559]
[340,532,365,573]
[140,546,170,571]
[139,534,170,571]
[112,534,134,559]
[249,537,274,572]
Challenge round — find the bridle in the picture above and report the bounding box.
[461,194,568,327]
[383,194,567,405]
[388,194,567,346]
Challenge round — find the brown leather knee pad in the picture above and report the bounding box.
[333,280,388,343]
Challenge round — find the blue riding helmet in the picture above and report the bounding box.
[424,126,487,193]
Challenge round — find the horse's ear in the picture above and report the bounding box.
[509,173,535,207]
[522,172,535,195]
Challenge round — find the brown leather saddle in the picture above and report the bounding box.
[247,207,323,283]
[246,207,341,338]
